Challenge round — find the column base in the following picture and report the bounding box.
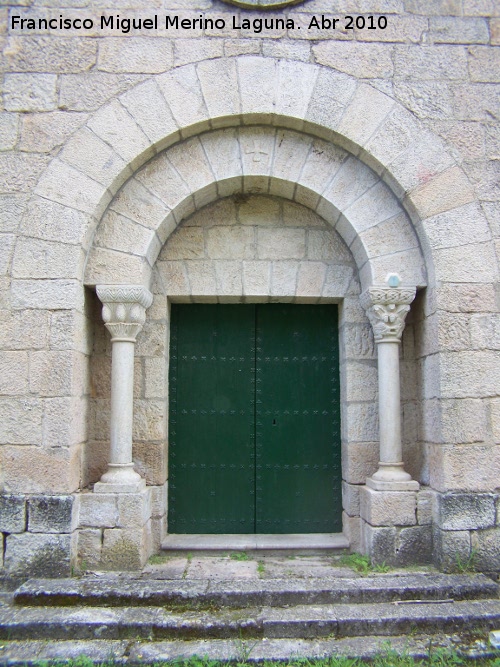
[367,462,419,491]
[94,480,146,493]
[94,464,146,494]
[367,477,420,491]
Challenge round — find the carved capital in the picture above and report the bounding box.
[96,285,153,342]
[360,287,416,343]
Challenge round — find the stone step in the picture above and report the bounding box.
[161,533,350,553]
[1,599,499,641]
[0,634,498,664]
[14,573,498,609]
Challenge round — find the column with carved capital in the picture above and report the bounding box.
[94,285,153,493]
[360,283,419,491]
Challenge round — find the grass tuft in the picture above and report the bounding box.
[339,552,391,575]
[29,651,500,666]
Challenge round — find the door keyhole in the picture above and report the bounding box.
[273,419,276,425]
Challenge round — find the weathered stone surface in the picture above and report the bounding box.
[436,493,496,530]
[468,46,500,82]
[4,595,500,641]
[0,112,18,151]
[0,193,27,233]
[19,112,87,154]
[60,129,129,191]
[0,153,50,195]
[417,490,435,526]
[408,166,475,220]
[471,528,500,572]
[35,158,107,215]
[0,445,81,494]
[396,525,433,566]
[3,74,57,112]
[117,489,152,529]
[175,39,224,68]
[429,443,500,493]
[79,493,118,528]
[98,38,173,74]
[429,17,489,43]
[491,18,500,45]
[4,533,71,577]
[296,262,326,297]
[4,36,96,73]
[433,527,472,572]
[341,482,361,516]
[59,72,145,112]
[343,513,362,553]
[87,99,152,166]
[0,350,28,396]
[361,524,397,565]
[434,283,496,313]
[207,227,254,260]
[101,525,151,571]
[344,403,378,443]
[75,529,103,570]
[0,494,26,533]
[0,398,42,445]
[405,0,462,16]
[394,44,468,80]
[13,237,83,280]
[360,487,417,527]
[29,351,74,397]
[13,571,499,607]
[257,229,305,260]
[0,633,499,665]
[314,42,394,79]
[157,64,209,132]
[121,91,176,157]
[337,85,395,149]
[432,398,489,444]
[28,495,74,534]
[150,482,168,519]
[342,441,379,485]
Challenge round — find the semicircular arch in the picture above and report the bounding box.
[84,126,426,292]
[13,54,496,304]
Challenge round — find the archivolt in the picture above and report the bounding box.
[15,55,490,301]
[84,126,426,292]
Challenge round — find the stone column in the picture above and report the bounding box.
[94,285,153,493]
[360,282,419,491]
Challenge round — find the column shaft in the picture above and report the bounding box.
[377,341,402,465]
[110,340,135,466]
[95,285,152,494]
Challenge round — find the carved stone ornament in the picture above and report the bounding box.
[220,0,304,8]
[360,287,416,343]
[96,285,153,342]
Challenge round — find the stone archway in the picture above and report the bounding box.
[9,55,496,570]
[82,121,428,562]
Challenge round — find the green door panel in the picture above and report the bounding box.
[168,305,256,533]
[168,304,341,534]
[255,305,342,533]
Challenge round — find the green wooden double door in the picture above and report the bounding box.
[168,304,342,534]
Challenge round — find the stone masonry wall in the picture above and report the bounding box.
[0,0,499,574]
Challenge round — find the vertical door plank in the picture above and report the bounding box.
[255,304,342,533]
[168,304,256,533]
